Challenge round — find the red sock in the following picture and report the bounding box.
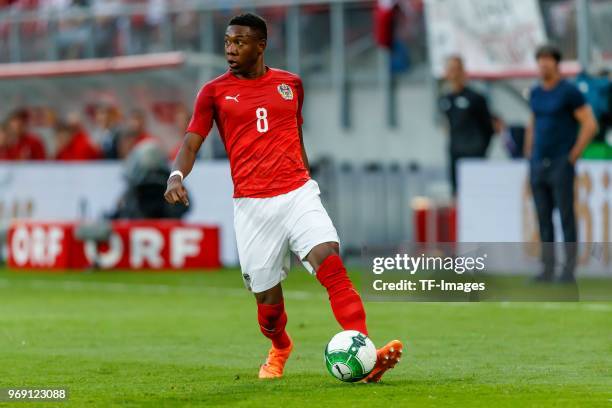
[316,255,368,335]
[257,301,291,349]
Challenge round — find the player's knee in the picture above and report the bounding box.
[323,241,339,255]
[328,242,340,255]
[254,283,283,305]
[308,242,340,270]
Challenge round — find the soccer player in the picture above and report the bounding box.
[164,13,402,381]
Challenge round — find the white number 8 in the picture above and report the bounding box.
[256,107,269,133]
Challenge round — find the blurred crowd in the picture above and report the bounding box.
[0,0,424,73]
[0,104,190,161]
[0,0,173,12]
[0,0,206,60]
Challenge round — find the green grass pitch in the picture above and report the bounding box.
[0,268,610,407]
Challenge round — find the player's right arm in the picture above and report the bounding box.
[165,133,204,206]
[164,83,215,206]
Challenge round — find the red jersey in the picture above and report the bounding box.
[0,133,46,161]
[187,67,309,198]
[55,131,101,161]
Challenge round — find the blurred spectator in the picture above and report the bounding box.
[0,123,8,150]
[116,109,155,159]
[41,0,91,59]
[54,121,101,160]
[56,18,90,59]
[0,104,174,161]
[92,0,121,57]
[575,69,611,143]
[439,56,494,196]
[0,0,19,7]
[40,0,71,11]
[5,0,40,11]
[124,0,167,54]
[116,130,137,159]
[0,110,46,160]
[602,70,612,144]
[169,105,189,160]
[126,109,154,143]
[38,107,60,157]
[91,104,121,158]
[174,10,199,51]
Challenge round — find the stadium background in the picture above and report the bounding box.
[0,1,611,406]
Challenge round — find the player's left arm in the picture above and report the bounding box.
[569,104,598,164]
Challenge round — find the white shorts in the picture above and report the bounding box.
[233,179,340,293]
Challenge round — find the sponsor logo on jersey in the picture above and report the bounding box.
[277,84,294,100]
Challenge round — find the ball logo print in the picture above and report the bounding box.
[350,333,367,349]
[333,363,353,381]
[324,330,377,382]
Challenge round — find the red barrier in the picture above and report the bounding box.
[7,220,221,270]
[413,200,457,243]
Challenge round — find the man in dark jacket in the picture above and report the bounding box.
[439,56,495,196]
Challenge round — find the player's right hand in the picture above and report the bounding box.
[164,175,190,206]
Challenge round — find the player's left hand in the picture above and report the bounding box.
[164,176,190,206]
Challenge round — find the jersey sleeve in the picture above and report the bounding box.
[566,83,587,112]
[296,77,304,126]
[187,83,215,138]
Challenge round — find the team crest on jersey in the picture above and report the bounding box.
[277,84,294,100]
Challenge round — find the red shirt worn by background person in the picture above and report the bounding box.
[56,131,101,161]
[187,67,309,198]
[0,133,46,160]
[135,133,154,144]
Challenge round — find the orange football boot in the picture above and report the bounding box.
[258,336,294,379]
[361,339,404,383]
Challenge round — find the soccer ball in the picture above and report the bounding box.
[324,330,377,382]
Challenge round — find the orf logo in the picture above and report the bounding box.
[84,227,204,269]
[10,225,65,267]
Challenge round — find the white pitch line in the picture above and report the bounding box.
[498,301,612,312]
[0,278,319,300]
[0,278,610,310]
[383,300,612,312]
